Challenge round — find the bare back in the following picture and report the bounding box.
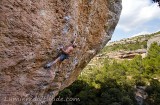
[63,45,74,54]
[65,46,73,54]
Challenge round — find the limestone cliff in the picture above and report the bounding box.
[0,0,122,104]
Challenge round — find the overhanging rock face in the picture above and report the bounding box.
[0,0,122,104]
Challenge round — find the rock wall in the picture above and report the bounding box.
[0,0,122,104]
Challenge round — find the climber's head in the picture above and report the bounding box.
[70,40,75,44]
[72,44,77,48]
[70,40,77,48]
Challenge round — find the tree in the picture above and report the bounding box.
[152,0,160,6]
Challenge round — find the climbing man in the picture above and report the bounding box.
[44,40,77,69]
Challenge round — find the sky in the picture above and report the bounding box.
[111,0,160,41]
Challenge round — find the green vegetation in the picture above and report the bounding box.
[101,31,160,53]
[53,42,160,105]
[102,40,147,52]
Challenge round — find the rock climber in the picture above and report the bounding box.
[44,40,77,69]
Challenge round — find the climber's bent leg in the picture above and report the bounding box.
[44,53,68,69]
[44,57,61,69]
[52,57,61,64]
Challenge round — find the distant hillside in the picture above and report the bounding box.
[94,31,160,60]
[102,31,160,53]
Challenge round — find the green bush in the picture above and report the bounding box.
[121,96,133,105]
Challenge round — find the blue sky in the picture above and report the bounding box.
[111,0,160,41]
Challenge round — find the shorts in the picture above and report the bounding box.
[59,53,69,61]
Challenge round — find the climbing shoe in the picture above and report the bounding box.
[44,63,51,69]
